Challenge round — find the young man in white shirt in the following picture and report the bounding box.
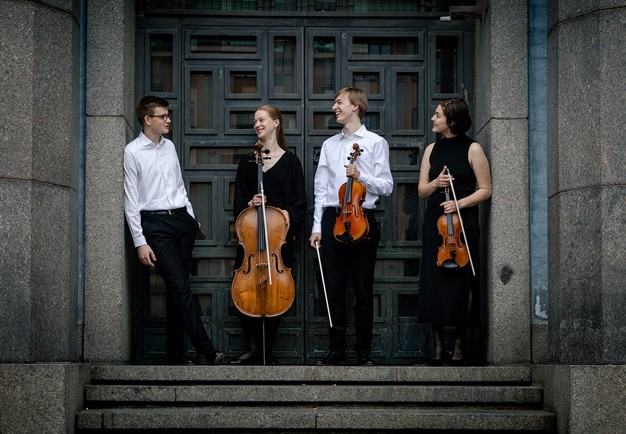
[124,95,223,365]
[309,87,393,365]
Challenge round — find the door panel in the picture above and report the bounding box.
[134,17,473,365]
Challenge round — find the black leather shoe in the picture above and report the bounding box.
[316,351,347,366]
[357,354,375,366]
[206,349,224,365]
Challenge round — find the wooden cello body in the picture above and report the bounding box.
[231,143,295,317]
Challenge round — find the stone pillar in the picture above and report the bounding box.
[0,1,88,433]
[83,0,136,362]
[474,0,531,364]
[542,1,626,433]
[0,0,79,363]
[547,0,626,366]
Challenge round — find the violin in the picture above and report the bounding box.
[333,143,369,243]
[231,142,295,317]
[436,187,469,271]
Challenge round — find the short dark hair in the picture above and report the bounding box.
[136,95,169,127]
[440,98,472,135]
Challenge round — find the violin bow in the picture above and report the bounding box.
[314,240,333,328]
[446,168,476,276]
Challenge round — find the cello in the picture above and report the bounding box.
[333,143,369,243]
[231,142,295,318]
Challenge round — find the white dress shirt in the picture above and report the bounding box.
[124,132,194,247]
[311,125,393,234]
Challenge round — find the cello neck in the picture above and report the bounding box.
[255,144,267,251]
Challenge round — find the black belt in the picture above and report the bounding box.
[324,206,375,216]
[140,207,186,216]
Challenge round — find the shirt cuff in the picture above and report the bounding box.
[133,235,147,248]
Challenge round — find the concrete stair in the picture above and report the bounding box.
[77,365,556,432]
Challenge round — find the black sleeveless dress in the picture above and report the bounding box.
[417,134,481,327]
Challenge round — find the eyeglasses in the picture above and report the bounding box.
[149,113,172,121]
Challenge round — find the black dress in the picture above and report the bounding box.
[417,134,480,327]
[233,151,307,268]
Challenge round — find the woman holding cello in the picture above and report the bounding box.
[417,98,491,365]
[231,105,306,365]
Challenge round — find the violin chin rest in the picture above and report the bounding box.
[440,259,461,272]
[334,231,353,243]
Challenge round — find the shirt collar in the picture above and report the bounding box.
[139,131,164,147]
[340,124,367,140]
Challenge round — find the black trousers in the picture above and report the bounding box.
[141,210,214,361]
[320,208,380,355]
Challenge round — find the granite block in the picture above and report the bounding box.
[0,2,79,187]
[83,116,133,362]
[30,183,78,361]
[0,3,36,180]
[0,181,33,361]
[549,7,626,195]
[548,187,625,364]
[488,0,528,119]
[569,365,626,434]
[484,119,531,365]
[31,8,79,188]
[0,363,90,434]
[86,0,136,120]
[534,364,626,434]
[0,181,78,361]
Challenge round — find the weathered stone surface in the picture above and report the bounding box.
[0,363,89,434]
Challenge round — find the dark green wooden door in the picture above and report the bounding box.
[133,9,474,365]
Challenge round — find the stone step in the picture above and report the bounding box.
[90,364,533,384]
[85,383,544,405]
[77,365,556,432]
[77,406,557,432]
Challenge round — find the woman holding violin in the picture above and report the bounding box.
[309,87,393,366]
[231,105,306,365]
[417,98,491,365]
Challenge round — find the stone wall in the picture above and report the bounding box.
[83,0,136,363]
[0,0,80,363]
[473,0,531,365]
[0,1,135,432]
[547,0,626,366]
[540,1,626,433]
